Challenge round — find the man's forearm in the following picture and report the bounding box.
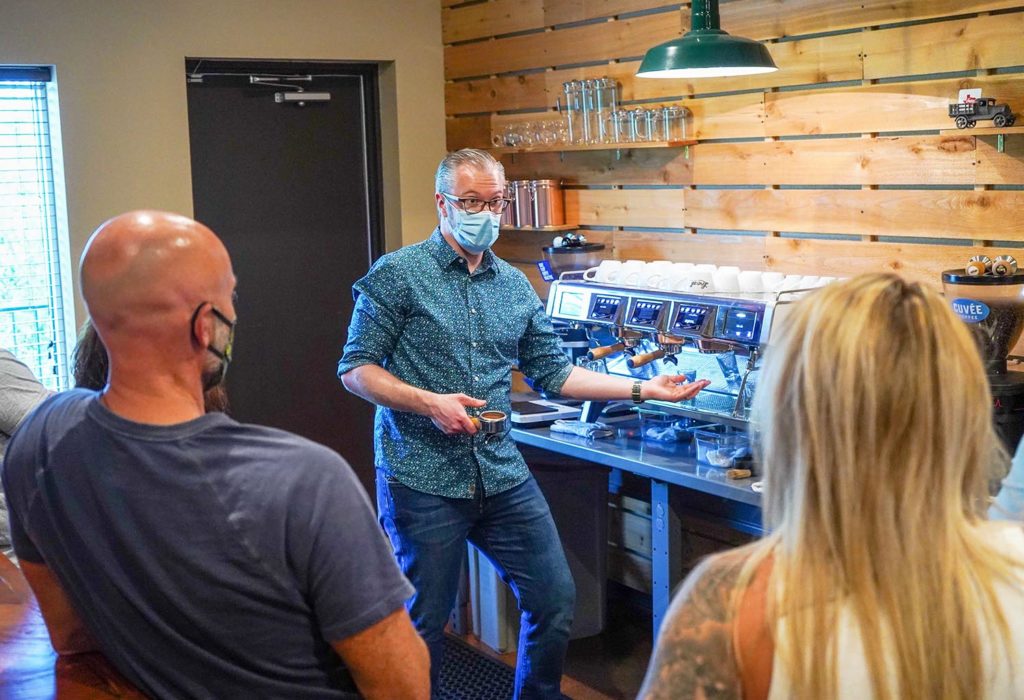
[557,366,642,401]
[340,364,433,416]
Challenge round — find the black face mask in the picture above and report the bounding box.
[191,303,236,392]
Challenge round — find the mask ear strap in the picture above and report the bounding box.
[189,303,206,345]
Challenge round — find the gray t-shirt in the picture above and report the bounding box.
[0,348,51,456]
[0,348,51,549]
[2,390,413,699]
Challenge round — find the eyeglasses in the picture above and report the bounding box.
[440,192,512,215]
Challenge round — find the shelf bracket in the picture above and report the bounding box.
[615,148,622,161]
[998,134,1005,153]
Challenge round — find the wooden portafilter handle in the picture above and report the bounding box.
[626,348,666,369]
[587,342,625,361]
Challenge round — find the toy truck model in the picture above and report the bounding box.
[948,98,1016,129]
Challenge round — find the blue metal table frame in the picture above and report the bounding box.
[512,423,763,638]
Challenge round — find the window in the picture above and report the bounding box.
[0,67,75,391]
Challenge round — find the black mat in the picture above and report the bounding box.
[437,635,570,700]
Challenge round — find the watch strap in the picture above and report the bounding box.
[631,380,644,404]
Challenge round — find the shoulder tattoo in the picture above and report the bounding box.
[637,552,747,700]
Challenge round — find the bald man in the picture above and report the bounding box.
[1,211,428,699]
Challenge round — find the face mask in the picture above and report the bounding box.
[192,303,235,392]
[201,350,230,392]
[450,207,500,254]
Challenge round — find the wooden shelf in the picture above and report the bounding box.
[940,124,1024,152]
[490,139,696,155]
[500,224,577,232]
[940,125,1024,136]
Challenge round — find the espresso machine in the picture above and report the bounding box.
[544,274,799,428]
[943,266,1024,450]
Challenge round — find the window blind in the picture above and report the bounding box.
[0,70,74,391]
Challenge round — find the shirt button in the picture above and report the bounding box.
[470,308,477,314]
[472,342,477,348]
[474,376,479,381]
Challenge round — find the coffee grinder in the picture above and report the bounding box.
[943,257,1024,450]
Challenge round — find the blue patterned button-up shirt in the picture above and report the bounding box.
[337,229,573,499]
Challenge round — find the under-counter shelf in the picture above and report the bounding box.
[500,224,577,232]
[490,139,696,156]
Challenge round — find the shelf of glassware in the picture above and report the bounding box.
[489,139,697,155]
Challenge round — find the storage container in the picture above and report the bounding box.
[530,179,565,228]
[694,425,750,467]
[512,179,532,227]
[542,242,606,277]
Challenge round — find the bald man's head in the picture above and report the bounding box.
[80,211,236,376]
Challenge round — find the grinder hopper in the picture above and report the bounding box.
[943,269,1024,451]
[942,270,1024,373]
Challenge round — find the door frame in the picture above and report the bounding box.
[184,57,386,262]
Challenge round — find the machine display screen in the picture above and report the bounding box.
[557,292,586,319]
[629,300,663,328]
[673,304,709,333]
[723,308,759,341]
[588,295,621,321]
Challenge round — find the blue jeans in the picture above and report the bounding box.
[377,474,575,700]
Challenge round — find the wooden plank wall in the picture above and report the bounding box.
[441,0,1024,296]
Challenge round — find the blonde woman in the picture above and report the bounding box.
[639,274,1024,699]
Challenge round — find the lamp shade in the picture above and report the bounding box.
[637,0,778,79]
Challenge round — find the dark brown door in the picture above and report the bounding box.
[186,60,383,493]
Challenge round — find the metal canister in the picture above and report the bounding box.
[500,182,514,227]
[513,180,533,227]
[967,254,992,276]
[530,179,564,228]
[994,255,1019,276]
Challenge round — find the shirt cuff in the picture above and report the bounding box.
[336,357,380,378]
[536,362,574,396]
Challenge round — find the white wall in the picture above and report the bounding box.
[0,0,446,322]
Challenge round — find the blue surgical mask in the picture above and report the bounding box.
[450,207,500,254]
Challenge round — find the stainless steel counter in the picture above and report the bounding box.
[511,423,762,507]
[511,414,763,637]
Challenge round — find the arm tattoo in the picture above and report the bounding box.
[638,552,747,700]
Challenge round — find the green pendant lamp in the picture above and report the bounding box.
[637,0,778,78]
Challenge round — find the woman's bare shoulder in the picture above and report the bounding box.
[637,545,765,700]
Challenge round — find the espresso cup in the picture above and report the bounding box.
[640,261,673,288]
[712,267,740,293]
[761,272,786,292]
[738,270,765,293]
[583,259,622,283]
[615,259,646,285]
[659,262,694,291]
[780,274,803,291]
[685,269,715,293]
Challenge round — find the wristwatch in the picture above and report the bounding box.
[631,380,644,404]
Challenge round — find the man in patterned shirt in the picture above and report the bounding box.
[338,149,709,699]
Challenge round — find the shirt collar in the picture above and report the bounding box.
[425,228,499,276]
